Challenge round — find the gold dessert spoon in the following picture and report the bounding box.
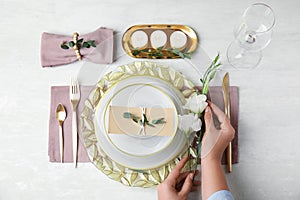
[55,103,66,163]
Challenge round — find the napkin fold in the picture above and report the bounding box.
[49,86,239,164]
[41,27,114,67]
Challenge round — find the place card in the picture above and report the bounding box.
[108,106,175,136]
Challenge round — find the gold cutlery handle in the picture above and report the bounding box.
[227,142,232,172]
[59,124,64,163]
[72,111,78,168]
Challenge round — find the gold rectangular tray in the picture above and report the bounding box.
[122,24,198,59]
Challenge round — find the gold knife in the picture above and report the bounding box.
[222,72,232,173]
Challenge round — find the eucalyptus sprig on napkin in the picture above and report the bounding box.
[61,39,96,50]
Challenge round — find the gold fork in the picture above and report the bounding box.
[70,77,81,168]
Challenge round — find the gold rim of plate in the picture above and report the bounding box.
[80,61,197,187]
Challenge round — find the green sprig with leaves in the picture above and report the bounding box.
[191,53,222,176]
[123,112,166,128]
[132,46,192,59]
[200,53,222,95]
[61,39,96,50]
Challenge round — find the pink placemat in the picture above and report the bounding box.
[48,86,92,162]
[48,86,239,164]
[204,86,239,164]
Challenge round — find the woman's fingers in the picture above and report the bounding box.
[178,173,194,197]
[208,101,235,140]
[165,156,188,183]
[207,101,227,124]
[177,171,190,183]
[204,106,213,126]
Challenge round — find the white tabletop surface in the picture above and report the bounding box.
[1,0,300,199]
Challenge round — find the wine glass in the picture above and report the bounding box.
[227,3,275,69]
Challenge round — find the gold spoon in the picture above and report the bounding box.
[56,103,67,163]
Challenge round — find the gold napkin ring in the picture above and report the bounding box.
[72,32,82,60]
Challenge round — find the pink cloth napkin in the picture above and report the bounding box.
[205,86,239,164]
[48,86,239,164]
[48,86,93,162]
[41,27,114,67]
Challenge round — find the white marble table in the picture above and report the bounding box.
[1,0,300,199]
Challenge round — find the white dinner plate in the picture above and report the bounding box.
[94,76,186,169]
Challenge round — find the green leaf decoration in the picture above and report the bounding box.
[61,38,96,51]
[201,53,221,95]
[132,49,140,56]
[88,40,96,47]
[146,122,155,128]
[60,44,69,49]
[68,41,75,47]
[77,38,84,44]
[172,48,181,54]
[157,46,163,51]
[83,42,90,48]
[132,118,138,123]
[152,118,166,124]
[178,52,185,58]
[141,49,149,52]
[123,112,133,118]
[184,53,192,59]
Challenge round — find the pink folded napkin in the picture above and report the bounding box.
[48,86,239,164]
[41,27,114,67]
[48,86,93,162]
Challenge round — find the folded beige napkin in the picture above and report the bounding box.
[108,106,175,136]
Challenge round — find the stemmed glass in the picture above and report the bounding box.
[227,3,275,69]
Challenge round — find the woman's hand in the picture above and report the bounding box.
[157,156,200,200]
[201,101,235,162]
